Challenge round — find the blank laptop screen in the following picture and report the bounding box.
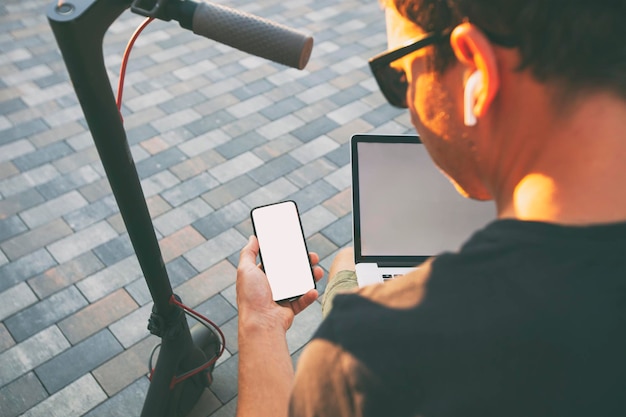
[354,136,495,259]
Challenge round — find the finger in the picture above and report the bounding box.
[290,289,319,315]
[308,252,320,266]
[312,265,324,282]
[238,235,259,271]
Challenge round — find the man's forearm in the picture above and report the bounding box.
[237,319,294,417]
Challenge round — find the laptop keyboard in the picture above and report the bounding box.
[382,273,404,281]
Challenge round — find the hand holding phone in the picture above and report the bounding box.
[250,201,316,302]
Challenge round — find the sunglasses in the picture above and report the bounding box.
[369,29,517,108]
[369,31,451,108]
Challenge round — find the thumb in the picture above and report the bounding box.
[238,235,259,270]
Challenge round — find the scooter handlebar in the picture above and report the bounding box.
[190,1,313,70]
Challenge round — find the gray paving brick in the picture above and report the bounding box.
[185,110,236,137]
[184,229,246,273]
[154,197,213,237]
[291,115,340,143]
[126,89,174,113]
[135,147,187,179]
[109,302,153,349]
[257,114,305,140]
[47,221,118,264]
[192,294,237,328]
[82,377,148,417]
[327,99,371,124]
[0,161,18,181]
[0,118,47,146]
[0,139,35,164]
[301,205,338,238]
[76,255,143,303]
[286,158,337,189]
[0,372,48,417]
[51,146,99,175]
[251,134,300,162]
[125,123,160,146]
[325,141,350,167]
[0,323,15,354]
[12,141,74,172]
[215,131,267,160]
[192,200,250,241]
[19,190,88,229]
[260,96,307,121]
[324,163,351,191]
[35,329,123,394]
[20,374,107,417]
[210,354,238,404]
[0,189,42,220]
[241,177,299,209]
[321,213,352,247]
[225,94,272,119]
[222,112,270,139]
[201,175,258,210]
[231,78,274,101]
[166,256,198,287]
[0,97,27,115]
[0,215,28,242]
[62,195,118,231]
[0,282,38,323]
[0,249,57,292]
[75,178,111,204]
[0,164,61,198]
[290,180,339,213]
[140,170,180,198]
[210,396,237,417]
[92,233,134,266]
[36,165,101,200]
[27,251,104,300]
[209,151,264,184]
[151,108,202,134]
[123,277,152,307]
[177,130,229,159]
[0,326,70,388]
[1,218,72,261]
[92,335,158,397]
[247,154,301,186]
[161,172,220,207]
[289,135,340,165]
[4,286,88,343]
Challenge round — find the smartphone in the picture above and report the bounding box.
[250,200,316,302]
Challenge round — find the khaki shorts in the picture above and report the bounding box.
[321,270,358,318]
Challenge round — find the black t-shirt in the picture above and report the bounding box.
[290,220,626,417]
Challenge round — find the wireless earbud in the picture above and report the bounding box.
[464,71,483,126]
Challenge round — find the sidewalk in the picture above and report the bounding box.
[0,0,411,415]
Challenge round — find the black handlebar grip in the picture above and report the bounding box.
[192,2,313,70]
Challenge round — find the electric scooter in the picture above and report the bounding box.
[46,1,313,415]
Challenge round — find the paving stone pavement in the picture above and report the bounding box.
[0,0,413,415]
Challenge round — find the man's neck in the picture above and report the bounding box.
[495,91,626,225]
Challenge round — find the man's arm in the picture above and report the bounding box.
[236,236,322,417]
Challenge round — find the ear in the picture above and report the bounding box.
[450,23,500,120]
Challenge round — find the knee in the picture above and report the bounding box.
[329,247,355,280]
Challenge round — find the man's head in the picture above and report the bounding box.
[384,0,626,100]
[374,0,626,202]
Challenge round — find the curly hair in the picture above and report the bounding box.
[390,0,626,99]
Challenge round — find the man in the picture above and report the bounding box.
[236,0,626,416]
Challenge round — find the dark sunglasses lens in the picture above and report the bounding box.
[375,65,408,108]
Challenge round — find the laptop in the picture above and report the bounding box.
[351,134,496,286]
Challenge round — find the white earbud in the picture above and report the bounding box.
[464,71,483,126]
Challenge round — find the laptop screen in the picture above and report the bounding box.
[352,134,495,266]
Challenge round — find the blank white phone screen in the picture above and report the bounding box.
[251,201,315,301]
